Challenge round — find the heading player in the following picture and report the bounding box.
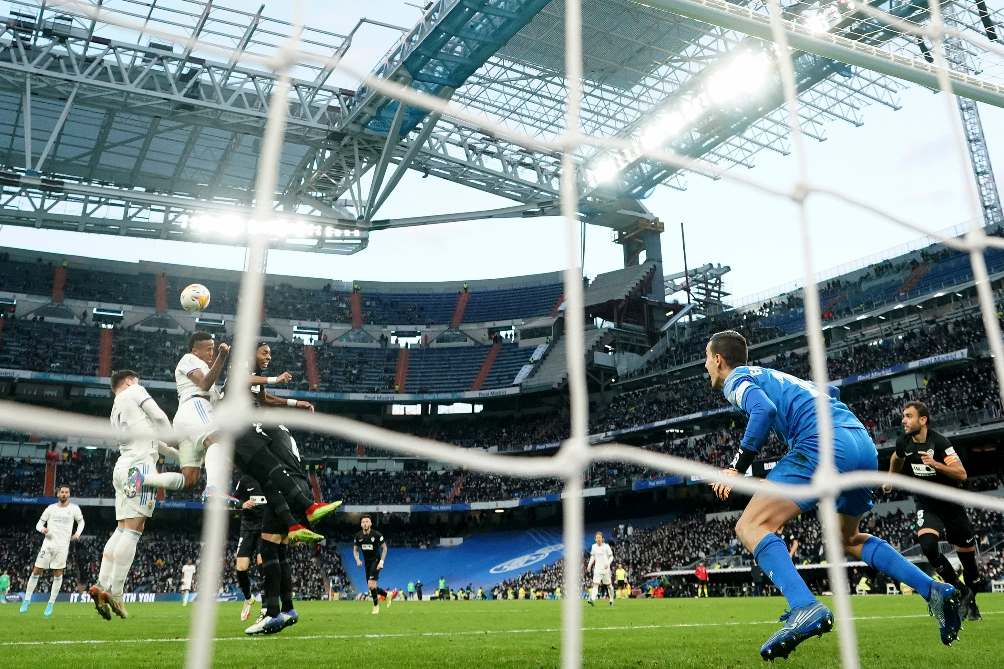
[90,369,184,620]
[20,485,84,617]
[173,331,229,493]
[243,342,339,635]
[586,531,614,606]
[705,330,961,660]
[353,516,389,615]
[886,401,983,621]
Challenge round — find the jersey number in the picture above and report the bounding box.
[768,370,823,398]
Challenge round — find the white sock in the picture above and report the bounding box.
[203,445,230,492]
[609,587,615,602]
[48,576,62,604]
[143,471,186,491]
[590,586,598,601]
[182,592,190,606]
[25,574,39,600]
[99,529,123,590]
[110,529,141,596]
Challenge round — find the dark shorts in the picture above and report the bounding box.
[236,528,260,560]
[364,562,382,582]
[615,580,627,588]
[260,475,311,535]
[916,499,976,547]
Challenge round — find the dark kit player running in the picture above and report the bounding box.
[886,401,984,620]
[353,516,389,615]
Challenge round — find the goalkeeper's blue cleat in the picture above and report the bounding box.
[43,602,53,618]
[759,602,833,661]
[19,598,29,614]
[928,582,962,646]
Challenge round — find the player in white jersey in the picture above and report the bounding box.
[586,531,615,606]
[20,485,84,617]
[173,331,229,492]
[89,370,187,620]
[181,560,197,606]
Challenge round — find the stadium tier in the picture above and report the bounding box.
[0,250,563,326]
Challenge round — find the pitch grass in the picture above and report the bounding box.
[2,594,1001,668]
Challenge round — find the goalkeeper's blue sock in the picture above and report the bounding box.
[754,533,816,610]
[861,536,933,599]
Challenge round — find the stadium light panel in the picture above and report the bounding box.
[704,52,774,107]
[802,5,842,34]
[587,156,624,186]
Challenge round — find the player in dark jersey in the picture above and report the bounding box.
[234,475,264,622]
[213,345,340,545]
[886,401,983,621]
[243,342,340,635]
[353,516,389,615]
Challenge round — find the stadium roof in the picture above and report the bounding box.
[0,0,1001,253]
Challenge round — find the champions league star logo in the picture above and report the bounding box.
[489,544,564,574]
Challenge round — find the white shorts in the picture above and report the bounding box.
[113,457,157,521]
[174,398,215,468]
[181,581,193,592]
[592,570,612,586]
[35,544,68,571]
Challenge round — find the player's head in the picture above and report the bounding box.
[56,485,70,504]
[361,515,372,532]
[110,369,139,394]
[902,401,929,435]
[705,330,748,389]
[188,331,215,363]
[594,531,604,544]
[255,342,271,370]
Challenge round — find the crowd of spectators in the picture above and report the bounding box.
[595,311,997,435]
[639,243,1004,374]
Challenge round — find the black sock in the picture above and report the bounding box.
[259,541,282,617]
[370,588,379,606]
[957,550,980,588]
[278,544,294,612]
[376,587,387,598]
[920,534,960,586]
[236,569,252,601]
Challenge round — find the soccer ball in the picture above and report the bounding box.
[180,283,211,313]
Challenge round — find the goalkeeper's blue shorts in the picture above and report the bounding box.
[766,426,877,517]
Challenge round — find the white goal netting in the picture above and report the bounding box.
[3,1,1004,668]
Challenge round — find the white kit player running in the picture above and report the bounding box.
[587,531,615,606]
[181,560,197,606]
[173,331,229,493]
[20,485,84,618]
[89,370,186,620]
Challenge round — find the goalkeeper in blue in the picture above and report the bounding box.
[704,330,961,661]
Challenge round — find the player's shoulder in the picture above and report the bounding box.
[177,352,206,370]
[121,383,150,401]
[928,429,951,445]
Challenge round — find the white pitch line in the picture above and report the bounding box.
[2,610,997,648]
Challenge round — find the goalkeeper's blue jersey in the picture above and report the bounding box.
[722,366,864,452]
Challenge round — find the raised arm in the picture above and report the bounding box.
[186,344,230,392]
